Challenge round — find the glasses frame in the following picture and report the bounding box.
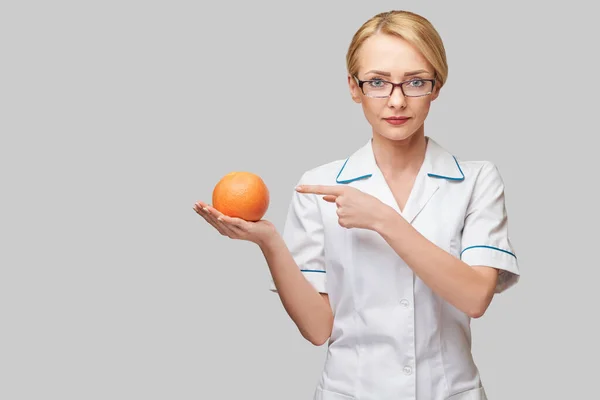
[353,75,437,98]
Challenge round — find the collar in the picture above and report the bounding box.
[335,136,464,184]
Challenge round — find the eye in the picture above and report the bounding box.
[406,79,425,87]
[367,79,386,88]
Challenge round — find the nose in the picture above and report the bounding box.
[387,85,407,109]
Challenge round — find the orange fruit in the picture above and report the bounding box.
[212,171,270,221]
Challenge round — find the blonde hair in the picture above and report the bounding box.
[346,10,448,88]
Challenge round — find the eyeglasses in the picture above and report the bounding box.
[354,76,436,98]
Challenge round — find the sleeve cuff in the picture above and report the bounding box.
[269,270,327,294]
[461,246,520,293]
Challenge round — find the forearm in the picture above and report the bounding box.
[375,207,495,318]
[258,233,333,345]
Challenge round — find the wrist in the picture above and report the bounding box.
[254,229,281,249]
[372,204,401,235]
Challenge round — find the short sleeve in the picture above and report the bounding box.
[460,162,520,293]
[269,172,327,294]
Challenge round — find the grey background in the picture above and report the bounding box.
[1,1,598,399]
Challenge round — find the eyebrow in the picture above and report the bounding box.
[364,69,431,77]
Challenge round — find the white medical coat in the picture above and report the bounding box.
[270,136,520,400]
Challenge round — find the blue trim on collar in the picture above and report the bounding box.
[335,157,373,184]
[335,150,464,184]
[427,156,465,181]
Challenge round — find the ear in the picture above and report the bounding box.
[347,74,362,104]
[430,83,441,102]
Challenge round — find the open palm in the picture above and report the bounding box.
[193,201,276,244]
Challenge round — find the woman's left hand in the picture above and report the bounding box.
[295,184,392,230]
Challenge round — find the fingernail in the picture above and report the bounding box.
[295,186,302,191]
[202,207,208,212]
[217,216,223,221]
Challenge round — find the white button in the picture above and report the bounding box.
[403,366,412,375]
[399,299,410,308]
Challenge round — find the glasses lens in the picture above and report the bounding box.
[403,80,433,96]
[363,81,393,97]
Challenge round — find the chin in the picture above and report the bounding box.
[376,126,418,142]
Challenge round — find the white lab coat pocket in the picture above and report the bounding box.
[314,386,355,400]
[446,386,487,400]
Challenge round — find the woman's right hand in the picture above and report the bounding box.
[193,201,278,246]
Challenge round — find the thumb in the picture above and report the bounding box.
[322,195,337,203]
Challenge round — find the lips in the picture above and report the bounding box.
[384,116,410,125]
[384,116,409,120]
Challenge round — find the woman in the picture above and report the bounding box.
[194,10,520,400]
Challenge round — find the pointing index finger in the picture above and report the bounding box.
[296,184,344,196]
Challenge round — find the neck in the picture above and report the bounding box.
[371,130,428,179]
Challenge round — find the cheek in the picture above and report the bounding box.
[361,100,384,121]
[410,99,432,119]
